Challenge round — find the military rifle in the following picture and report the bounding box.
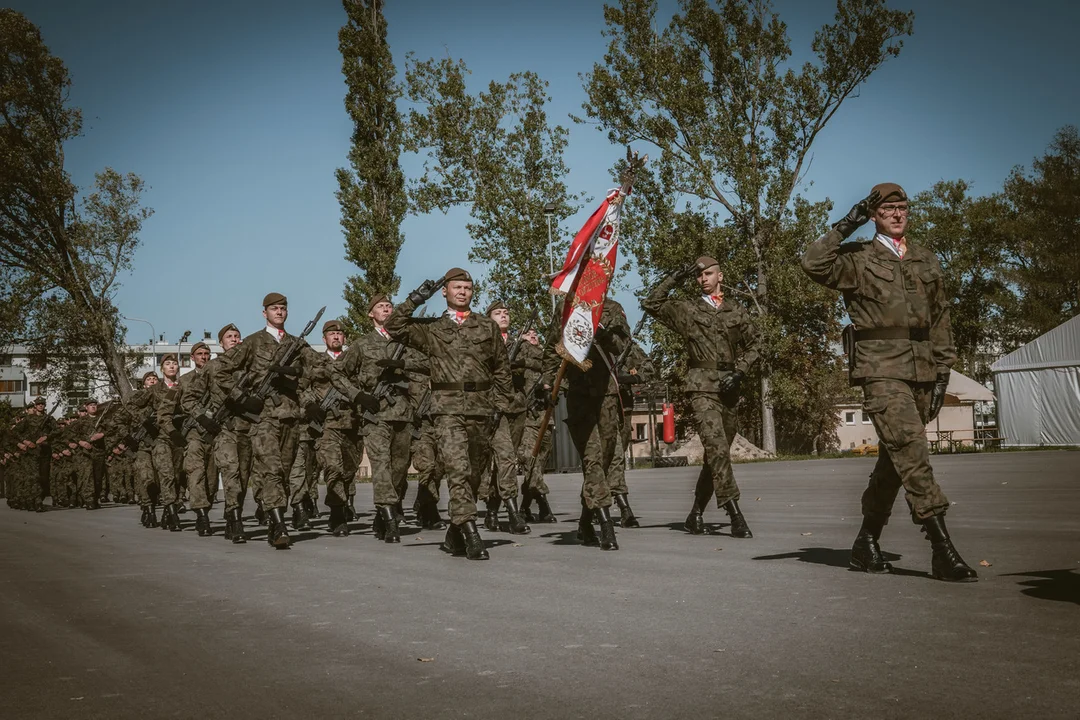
[361,341,409,424]
[488,309,540,431]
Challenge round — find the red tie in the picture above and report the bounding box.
[277,329,284,341]
[455,311,469,325]
[893,237,907,259]
[711,295,723,307]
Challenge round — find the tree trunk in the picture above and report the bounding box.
[760,375,776,455]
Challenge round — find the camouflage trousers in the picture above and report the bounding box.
[152,440,183,506]
[433,415,492,526]
[287,437,316,508]
[249,417,300,511]
[109,453,135,502]
[410,420,443,514]
[183,435,214,510]
[690,392,740,507]
[133,447,159,508]
[316,427,360,508]
[861,379,949,523]
[366,420,413,508]
[50,456,71,506]
[607,407,635,496]
[480,411,524,502]
[75,453,107,507]
[518,411,552,498]
[214,424,252,513]
[564,392,622,511]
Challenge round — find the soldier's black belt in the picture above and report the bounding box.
[689,360,735,371]
[431,381,492,392]
[854,327,930,342]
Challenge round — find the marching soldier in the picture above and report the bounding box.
[801,183,977,582]
[180,341,215,536]
[153,354,185,530]
[126,372,161,527]
[478,301,531,535]
[517,327,557,523]
[72,399,110,511]
[643,256,762,538]
[607,340,654,528]
[543,296,631,551]
[337,294,424,543]
[385,268,514,560]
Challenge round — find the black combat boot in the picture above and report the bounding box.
[162,503,181,532]
[684,499,710,535]
[302,494,318,520]
[723,499,753,539]
[254,505,266,526]
[229,508,246,544]
[291,503,312,531]
[328,505,350,537]
[266,507,291,549]
[922,515,978,583]
[535,493,557,523]
[378,505,400,543]
[577,500,600,546]
[505,497,531,535]
[393,501,406,527]
[520,487,535,522]
[613,493,640,528]
[461,520,489,561]
[419,502,447,530]
[850,515,892,574]
[139,506,150,527]
[595,506,619,551]
[441,523,467,556]
[194,508,212,537]
[484,497,501,533]
[345,497,357,522]
[223,511,234,540]
[146,503,160,528]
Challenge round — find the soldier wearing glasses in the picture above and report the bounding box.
[801,183,977,583]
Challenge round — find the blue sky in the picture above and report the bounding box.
[9,0,1080,343]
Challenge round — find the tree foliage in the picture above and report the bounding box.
[580,0,912,453]
[335,0,408,334]
[403,56,584,327]
[0,10,151,402]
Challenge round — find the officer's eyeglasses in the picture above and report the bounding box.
[878,204,909,217]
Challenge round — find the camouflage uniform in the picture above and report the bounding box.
[152,377,185,509]
[308,349,360,512]
[801,227,955,523]
[643,276,762,510]
[543,298,631,511]
[385,296,514,527]
[516,340,552,500]
[197,349,253,515]
[179,367,215,511]
[479,332,527,505]
[609,341,654,495]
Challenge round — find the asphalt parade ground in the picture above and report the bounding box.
[1,451,1077,719]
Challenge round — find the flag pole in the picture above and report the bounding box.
[531,358,568,458]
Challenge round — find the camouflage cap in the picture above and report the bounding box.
[443,267,472,285]
[190,341,209,355]
[485,300,508,316]
[322,319,344,335]
[262,292,287,307]
[217,323,239,343]
[367,293,390,314]
[160,353,178,365]
[871,182,907,204]
[695,256,720,271]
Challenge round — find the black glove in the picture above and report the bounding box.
[832,189,881,239]
[534,384,556,409]
[350,388,381,414]
[242,395,265,415]
[269,364,302,377]
[718,370,744,395]
[195,412,222,436]
[305,402,327,423]
[673,260,702,282]
[408,278,440,306]
[928,372,950,422]
[616,373,641,386]
[376,357,406,369]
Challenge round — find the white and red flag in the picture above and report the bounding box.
[550,186,629,371]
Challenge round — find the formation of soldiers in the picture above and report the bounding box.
[1,182,979,581]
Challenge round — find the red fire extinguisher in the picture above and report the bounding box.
[662,403,676,444]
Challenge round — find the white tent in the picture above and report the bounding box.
[991,315,1080,447]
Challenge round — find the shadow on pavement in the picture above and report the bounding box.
[536,529,585,546]
[1001,569,1080,605]
[752,546,931,579]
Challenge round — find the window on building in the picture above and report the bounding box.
[29,382,48,396]
[181,353,191,368]
[0,353,12,366]
[636,423,646,440]
[0,379,24,393]
[844,411,856,425]
[862,413,872,424]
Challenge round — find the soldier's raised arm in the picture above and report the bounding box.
[641,262,701,334]
[800,190,880,290]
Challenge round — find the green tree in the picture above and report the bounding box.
[403,56,583,327]
[580,0,913,453]
[335,0,408,334]
[999,126,1080,343]
[0,11,151,401]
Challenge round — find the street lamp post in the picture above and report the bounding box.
[121,315,156,368]
[544,202,557,313]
